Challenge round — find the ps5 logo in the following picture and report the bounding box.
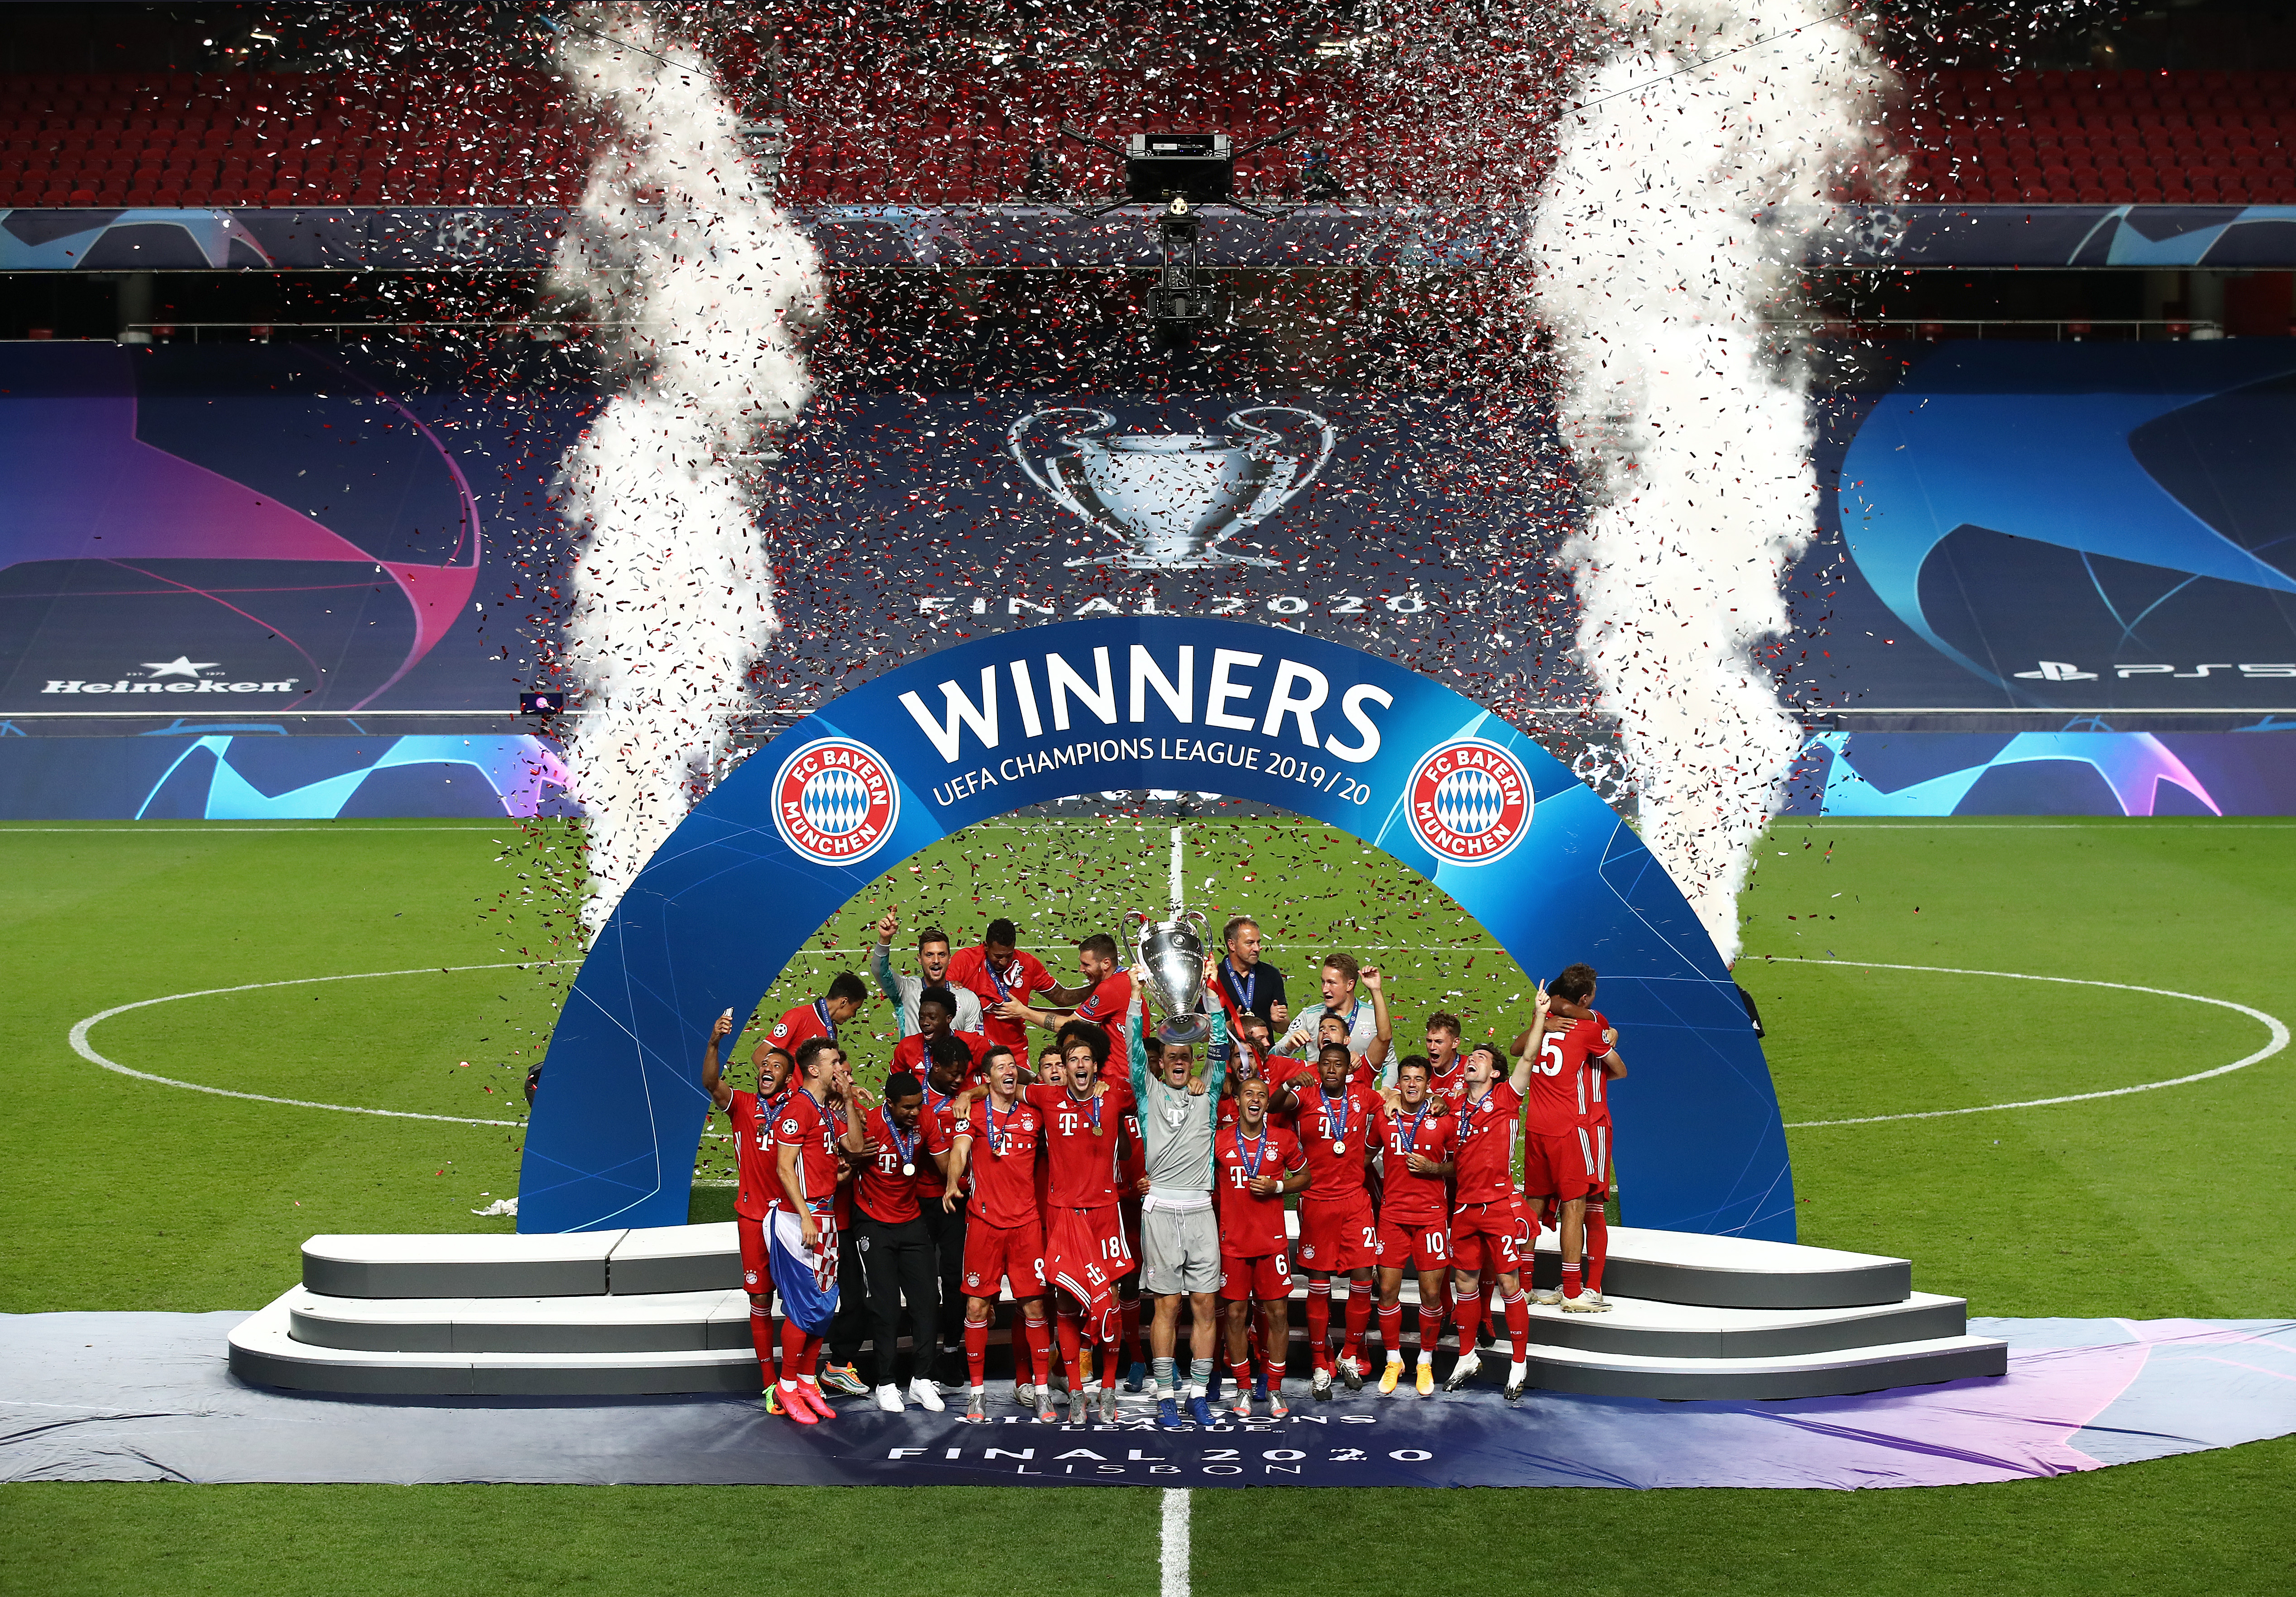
[1008,405,1337,570]
[2014,660,2296,681]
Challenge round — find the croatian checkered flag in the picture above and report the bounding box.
[767,1209,839,1335]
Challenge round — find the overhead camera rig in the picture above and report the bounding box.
[1060,124,1301,335]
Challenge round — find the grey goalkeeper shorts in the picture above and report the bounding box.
[1141,1205,1222,1296]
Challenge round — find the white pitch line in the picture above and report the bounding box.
[67,963,553,1126]
[1779,961,2289,1127]
[1160,1488,1191,1597]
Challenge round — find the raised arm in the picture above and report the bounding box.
[1126,992,1152,1101]
[1201,1001,1229,1101]
[869,913,906,1008]
[1363,966,1393,1081]
[1506,985,1553,1096]
[701,1009,735,1112]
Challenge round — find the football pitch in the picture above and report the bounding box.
[3,814,2292,1594]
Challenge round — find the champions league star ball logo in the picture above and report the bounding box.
[1008,405,1337,569]
[772,738,901,868]
[1405,738,1534,866]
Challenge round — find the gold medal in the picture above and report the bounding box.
[1333,1139,1347,1154]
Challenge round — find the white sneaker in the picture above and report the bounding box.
[1560,1291,1611,1315]
[873,1384,905,1412]
[1443,1351,1482,1392]
[1531,1286,1563,1307]
[910,1378,945,1413]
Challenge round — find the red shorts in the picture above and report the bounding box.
[1375,1217,1451,1272]
[1219,1251,1292,1301]
[1043,1204,1135,1299]
[738,1213,770,1296]
[1295,1191,1376,1275]
[1584,1123,1612,1197]
[960,1217,1046,1299]
[1522,1126,1603,1201]
[1451,1199,1524,1275]
[1121,1197,1144,1270]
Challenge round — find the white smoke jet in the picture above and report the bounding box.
[548,4,825,939]
[1528,0,1893,962]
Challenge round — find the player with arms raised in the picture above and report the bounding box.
[701,1010,793,1406]
[1444,990,1553,1402]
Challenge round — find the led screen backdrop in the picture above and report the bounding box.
[1,339,2291,819]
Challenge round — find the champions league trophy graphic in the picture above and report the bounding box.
[1008,405,1337,569]
[1123,908,1214,1046]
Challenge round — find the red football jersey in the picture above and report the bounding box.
[1452,1081,1523,1205]
[767,999,838,1057]
[916,1083,963,1200]
[1526,1017,1607,1136]
[1429,1056,1471,1107]
[1214,1124,1304,1257]
[1117,1100,1147,1197]
[1024,1082,1135,1209]
[1260,1056,1316,1130]
[1582,1009,1615,1129]
[892,1028,992,1083]
[1377,1099,1457,1226]
[955,1094,1044,1229]
[945,944,1055,1051]
[1070,968,1135,1033]
[726,1088,786,1222]
[772,1089,845,1216]
[853,1105,951,1224]
[1294,1078,1383,1201]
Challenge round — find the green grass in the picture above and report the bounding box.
[5,1436,2292,1597]
[1739,818,2296,1318]
[4,814,2293,1595]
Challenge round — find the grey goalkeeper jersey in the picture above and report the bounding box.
[1125,1004,1230,1209]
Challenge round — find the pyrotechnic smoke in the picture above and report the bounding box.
[1528,0,1893,962]
[548,4,824,939]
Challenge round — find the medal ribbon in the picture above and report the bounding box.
[881,1109,917,1171]
[813,997,837,1043]
[1319,1083,1350,1148]
[1223,957,1257,1014]
[1240,1128,1269,1180]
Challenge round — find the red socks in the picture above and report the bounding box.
[1376,1302,1403,1361]
[1230,1356,1253,1394]
[1418,1305,1446,1359]
[777,1322,821,1384]
[1561,1261,1583,1300]
[1021,1312,1052,1387]
[749,1305,776,1381]
[1502,1289,1530,1363]
[1585,1202,1609,1294]
[1056,1313,1084,1391]
[964,1319,988,1387]
[1306,1279,1333,1372]
[1341,1284,1370,1362]
[1450,1282,1483,1349]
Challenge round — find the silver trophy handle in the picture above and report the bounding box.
[1223,406,1339,528]
[1007,407,1119,528]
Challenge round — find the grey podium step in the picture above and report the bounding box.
[229,1291,2006,1401]
[236,1222,1999,1403]
[302,1222,1913,1311]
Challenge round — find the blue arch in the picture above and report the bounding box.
[518,618,1795,1240]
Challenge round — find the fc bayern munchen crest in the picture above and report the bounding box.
[772,737,901,867]
[1405,737,1533,866]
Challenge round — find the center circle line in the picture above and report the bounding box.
[1775,959,2289,1127]
[67,962,560,1127]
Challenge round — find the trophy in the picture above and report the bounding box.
[1124,908,1213,1046]
[1008,405,1338,570]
